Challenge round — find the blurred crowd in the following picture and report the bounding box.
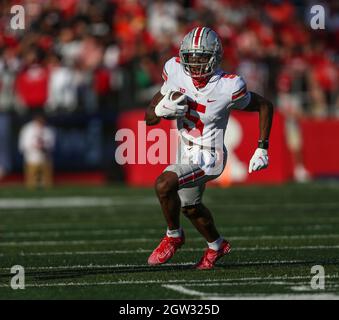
[0,0,338,117]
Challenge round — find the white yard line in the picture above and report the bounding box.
[290,284,339,291]
[0,262,194,271]
[0,197,157,210]
[7,222,337,232]
[4,230,141,237]
[2,226,268,238]
[0,234,338,247]
[1,273,338,302]
[0,263,194,272]
[290,285,316,292]
[208,293,339,300]
[0,197,338,210]
[0,275,338,289]
[208,202,339,209]
[1,262,339,272]
[163,285,210,297]
[162,285,339,300]
[3,223,338,238]
[6,245,339,257]
[185,281,308,287]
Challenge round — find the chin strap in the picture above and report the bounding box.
[192,76,211,88]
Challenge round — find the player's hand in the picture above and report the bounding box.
[154,91,188,118]
[248,148,269,173]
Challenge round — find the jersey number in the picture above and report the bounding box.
[183,101,206,137]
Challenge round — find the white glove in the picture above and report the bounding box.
[154,91,188,118]
[248,148,269,173]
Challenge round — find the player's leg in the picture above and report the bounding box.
[148,170,185,266]
[148,164,206,266]
[181,203,220,243]
[179,185,223,243]
[179,185,231,270]
[154,171,181,230]
[148,149,228,267]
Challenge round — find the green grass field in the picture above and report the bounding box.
[0,182,339,300]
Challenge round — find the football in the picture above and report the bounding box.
[169,91,186,104]
[163,91,187,120]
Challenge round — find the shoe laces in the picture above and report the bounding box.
[158,235,180,248]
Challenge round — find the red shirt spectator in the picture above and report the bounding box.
[94,68,111,96]
[15,65,49,109]
[265,0,295,24]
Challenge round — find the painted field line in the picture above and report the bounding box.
[2,226,269,238]
[0,262,194,271]
[1,263,339,272]
[290,284,339,292]
[0,197,157,210]
[163,285,208,297]
[9,245,339,257]
[207,202,339,209]
[4,223,338,238]
[0,234,339,246]
[162,285,339,300]
[0,281,300,289]
[0,197,339,210]
[185,281,310,287]
[0,280,299,289]
[0,275,338,289]
[9,222,338,232]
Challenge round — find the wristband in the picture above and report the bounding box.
[258,139,269,149]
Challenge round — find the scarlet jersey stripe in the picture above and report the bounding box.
[189,102,206,113]
[179,167,202,182]
[162,69,168,81]
[179,171,204,186]
[232,84,246,95]
[232,91,246,101]
[182,170,205,185]
[232,85,247,100]
[223,73,237,79]
[179,169,205,186]
[183,122,204,137]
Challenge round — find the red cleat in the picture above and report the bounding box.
[195,240,231,270]
[148,233,185,265]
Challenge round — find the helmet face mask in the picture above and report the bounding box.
[181,52,215,78]
[179,27,222,79]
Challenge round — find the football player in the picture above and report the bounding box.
[144,27,273,269]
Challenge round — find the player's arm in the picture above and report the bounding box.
[242,92,274,173]
[145,90,188,126]
[145,91,163,126]
[242,91,274,144]
[145,58,188,126]
[229,77,274,173]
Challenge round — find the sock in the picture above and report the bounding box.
[166,227,182,238]
[207,237,224,251]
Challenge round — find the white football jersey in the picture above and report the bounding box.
[160,57,251,150]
